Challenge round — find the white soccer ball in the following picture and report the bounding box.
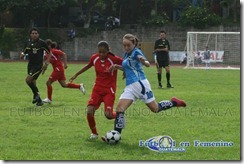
[105,130,121,144]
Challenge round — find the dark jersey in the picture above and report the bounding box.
[154,39,170,61]
[23,38,50,67]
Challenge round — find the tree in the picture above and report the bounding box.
[220,0,240,22]
[83,0,97,28]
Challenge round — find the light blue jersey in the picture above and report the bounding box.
[122,48,147,86]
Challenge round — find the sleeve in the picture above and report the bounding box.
[22,40,29,54]
[167,40,170,50]
[134,49,147,61]
[87,55,94,66]
[154,40,158,50]
[115,56,123,65]
[42,41,50,53]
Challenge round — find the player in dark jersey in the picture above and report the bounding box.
[69,41,123,140]
[20,27,51,106]
[154,31,173,88]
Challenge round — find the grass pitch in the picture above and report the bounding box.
[0,61,240,160]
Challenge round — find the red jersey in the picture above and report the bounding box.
[49,48,65,71]
[88,53,123,90]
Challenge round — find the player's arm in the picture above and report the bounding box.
[20,45,28,59]
[62,52,68,69]
[42,46,51,75]
[109,56,123,71]
[138,55,150,67]
[69,64,92,82]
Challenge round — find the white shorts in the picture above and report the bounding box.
[120,79,155,104]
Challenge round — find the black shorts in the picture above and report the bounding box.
[156,59,169,68]
[27,65,42,80]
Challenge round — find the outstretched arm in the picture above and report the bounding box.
[138,55,150,67]
[69,64,92,82]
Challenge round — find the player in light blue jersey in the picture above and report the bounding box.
[102,34,187,142]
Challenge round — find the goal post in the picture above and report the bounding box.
[186,32,240,69]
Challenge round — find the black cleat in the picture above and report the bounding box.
[158,83,163,89]
[32,95,37,104]
[36,101,44,106]
[167,83,174,88]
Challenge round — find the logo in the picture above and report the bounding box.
[139,135,186,152]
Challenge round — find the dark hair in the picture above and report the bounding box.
[51,42,57,48]
[29,27,39,34]
[160,30,166,34]
[45,39,52,46]
[97,41,109,51]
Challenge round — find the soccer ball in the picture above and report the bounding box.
[105,130,121,144]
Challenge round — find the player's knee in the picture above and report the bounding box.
[104,112,113,120]
[46,81,51,86]
[60,83,67,88]
[86,106,95,115]
[25,77,32,84]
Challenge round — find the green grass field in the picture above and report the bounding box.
[0,61,240,160]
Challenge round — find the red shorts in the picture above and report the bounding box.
[49,68,66,82]
[88,86,116,112]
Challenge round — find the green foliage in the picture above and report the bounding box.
[0,28,17,58]
[0,62,240,160]
[179,6,222,29]
[139,12,169,26]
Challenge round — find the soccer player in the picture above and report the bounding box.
[154,30,173,88]
[42,40,85,104]
[203,46,211,69]
[69,41,123,140]
[20,27,51,106]
[102,34,186,141]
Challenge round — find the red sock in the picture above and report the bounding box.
[47,85,52,100]
[67,83,80,89]
[87,114,98,135]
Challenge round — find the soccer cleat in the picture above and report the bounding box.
[36,101,44,106]
[32,95,37,104]
[32,99,37,104]
[167,83,174,88]
[158,83,163,89]
[80,83,86,95]
[101,136,107,142]
[42,98,52,104]
[90,133,98,140]
[171,97,186,107]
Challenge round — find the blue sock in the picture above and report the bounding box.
[158,100,176,112]
[114,112,125,134]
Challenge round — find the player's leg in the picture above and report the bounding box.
[26,66,43,105]
[87,88,102,139]
[113,99,133,134]
[58,71,85,94]
[103,88,116,119]
[165,66,173,88]
[146,97,186,113]
[87,105,99,139]
[42,79,54,103]
[157,59,163,88]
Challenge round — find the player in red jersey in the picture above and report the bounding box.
[42,39,85,104]
[69,41,123,140]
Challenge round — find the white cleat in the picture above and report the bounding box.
[90,133,98,140]
[80,83,86,95]
[42,98,52,104]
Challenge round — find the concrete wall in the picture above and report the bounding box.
[62,24,240,63]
